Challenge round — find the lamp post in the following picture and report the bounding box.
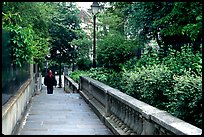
[46,61,48,76]
[57,50,62,88]
[91,2,100,68]
[45,54,50,76]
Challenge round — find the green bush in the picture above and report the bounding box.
[166,71,202,128]
[121,65,202,128]
[162,46,202,76]
[121,64,174,109]
[134,47,161,68]
[87,68,111,83]
[69,70,89,83]
[76,57,92,71]
[106,71,122,90]
[69,68,112,84]
[97,30,140,71]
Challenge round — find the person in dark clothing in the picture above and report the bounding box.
[44,70,57,94]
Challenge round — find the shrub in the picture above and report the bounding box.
[69,70,89,83]
[87,68,111,84]
[166,71,202,128]
[121,64,174,110]
[97,30,140,71]
[135,47,161,68]
[106,71,123,91]
[76,57,92,71]
[162,46,202,76]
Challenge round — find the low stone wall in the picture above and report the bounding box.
[2,72,43,135]
[64,75,78,93]
[64,75,202,135]
[78,76,202,135]
[2,78,35,135]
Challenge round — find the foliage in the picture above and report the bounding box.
[97,10,124,36]
[121,64,174,109]
[162,46,202,76]
[97,30,140,71]
[86,68,110,83]
[70,29,92,70]
[69,67,118,88]
[69,70,89,83]
[124,45,202,77]
[135,47,160,68]
[71,30,92,58]
[3,23,35,67]
[47,2,83,81]
[153,2,202,41]
[76,57,92,71]
[127,2,202,55]
[120,64,202,128]
[97,3,144,70]
[126,2,170,44]
[2,2,51,67]
[166,72,202,128]
[120,57,138,71]
[104,2,132,35]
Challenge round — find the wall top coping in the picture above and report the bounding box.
[2,79,32,118]
[65,76,78,88]
[80,76,202,135]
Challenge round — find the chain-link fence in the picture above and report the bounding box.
[2,29,30,105]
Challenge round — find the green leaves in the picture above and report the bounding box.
[2,2,51,67]
[48,2,81,65]
[97,30,141,71]
[3,24,34,67]
[167,72,202,128]
[162,46,202,76]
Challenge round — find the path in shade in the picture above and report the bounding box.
[17,76,113,135]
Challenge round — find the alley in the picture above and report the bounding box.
[16,76,112,135]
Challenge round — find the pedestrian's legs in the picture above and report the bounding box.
[50,86,53,94]
[47,86,53,94]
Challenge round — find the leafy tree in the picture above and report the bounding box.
[2,2,52,67]
[48,2,81,86]
[48,2,81,62]
[97,30,140,71]
[101,2,132,36]
[70,29,92,70]
[127,2,202,55]
[96,3,144,70]
[126,2,172,47]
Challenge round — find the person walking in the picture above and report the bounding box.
[44,70,57,94]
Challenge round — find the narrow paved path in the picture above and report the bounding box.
[17,76,113,135]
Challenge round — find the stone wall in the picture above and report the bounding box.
[2,79,34,135]
[64,75,202,135]
[2,64,42,135]
[64,75,78,93]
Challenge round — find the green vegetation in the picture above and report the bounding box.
[2,2,52,67]
[2,1,202,129]
[2,2,86,70]
[69,2,202,129]
[70,48,202,128]
[70,29,92,71]
[48,2,81,66]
